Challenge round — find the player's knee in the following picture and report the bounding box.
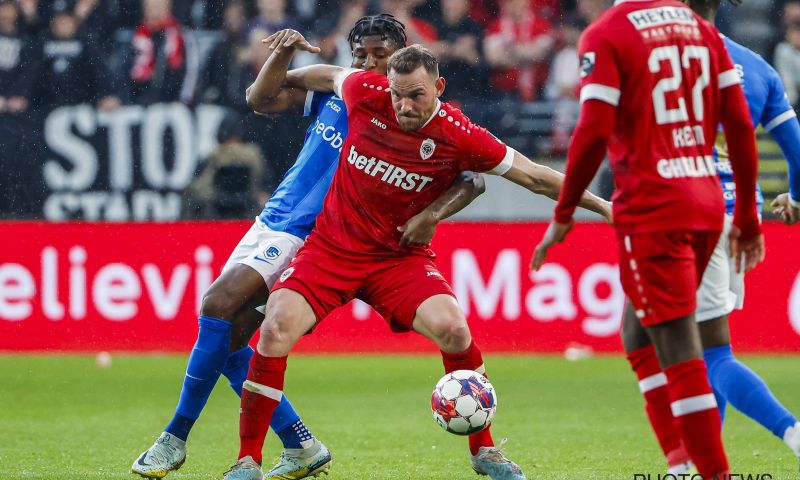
[431,310,471,353]
[200,289,240,320]
[258,292,307,350]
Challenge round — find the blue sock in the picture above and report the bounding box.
[221,345,254,396]
[273,397,315,449]
[705,345,798,438]
[165,316,232,441]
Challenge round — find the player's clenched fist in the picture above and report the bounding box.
[262,29,321,54]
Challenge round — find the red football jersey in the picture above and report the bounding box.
[578,0,738,234]
[309,70,514,257]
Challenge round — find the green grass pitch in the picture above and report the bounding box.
[0,354,797,479]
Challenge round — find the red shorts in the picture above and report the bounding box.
[618,230,720,327]
[272,239,455,332]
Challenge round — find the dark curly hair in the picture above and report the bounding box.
[347,13,407,50]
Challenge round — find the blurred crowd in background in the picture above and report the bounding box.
[1,0,799,219]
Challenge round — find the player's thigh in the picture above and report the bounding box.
[271,240,363,329]
[620,300,651,353]
[411,294,471,353]
[698,315,731,350]
[618,231,699,327]
[261,288,318,343]
[205,220,304,318]
[361,256,461,334]
[646,313,704,367]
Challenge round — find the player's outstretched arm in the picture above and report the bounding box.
[246,29,321,114]
[767,116,800,225]
[501,150,612,222]
[398,172,486,247]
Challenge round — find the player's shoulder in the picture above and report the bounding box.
[347,69,389,90]
[724,36,775,75]
[435,101,478,139]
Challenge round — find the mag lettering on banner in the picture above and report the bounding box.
[6,103,227,222]
[0,222,798,353]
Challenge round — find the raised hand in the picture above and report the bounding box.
[262,29,321,54]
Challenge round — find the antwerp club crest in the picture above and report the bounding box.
[420,138,436,160]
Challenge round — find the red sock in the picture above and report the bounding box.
[665,359,729,478]
[238,352,287,464]
[441,341,494,455]
[627,345,690,469]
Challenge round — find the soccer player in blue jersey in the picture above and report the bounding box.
[132,15,486,480]
[620,0,800,474]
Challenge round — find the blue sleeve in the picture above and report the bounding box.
[303,91,323,118]
[763,68,800,202]
[770,116,800,203]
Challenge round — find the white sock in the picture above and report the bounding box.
[783,422,800,456]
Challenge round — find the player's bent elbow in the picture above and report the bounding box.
[461,172,486,196]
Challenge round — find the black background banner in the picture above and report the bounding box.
[0,103,308,221]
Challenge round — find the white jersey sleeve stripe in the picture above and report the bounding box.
[719,69,741,89]
[580,84,621,106]
[764,109,798,132]
[488,146,516,176]
[303,90,315,116]
[333,68,362,99]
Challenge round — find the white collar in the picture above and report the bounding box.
[420,99,442,129]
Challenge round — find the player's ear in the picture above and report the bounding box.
[435,77,446,97]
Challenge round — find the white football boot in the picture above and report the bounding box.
[264,439,332,479]
[470,443,526,480]
[131,432,186,479]
[224,455,264,480]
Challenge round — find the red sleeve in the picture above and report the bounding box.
[553,25,619,223]
[456,114,514,174]
[715,36,760,240]
[339,70,389,113]
[554,101,616,223]
[576,23,621,107]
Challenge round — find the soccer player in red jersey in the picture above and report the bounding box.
[222,30,611,480]
[532,0,765,477]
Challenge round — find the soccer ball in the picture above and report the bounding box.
[431,369,497,435]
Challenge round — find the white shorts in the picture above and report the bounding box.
[695,215,745,322]
[222,218,305,291]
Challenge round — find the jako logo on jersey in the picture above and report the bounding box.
[581,52,595,78]
[280,267,294,282]
[311,119,344,151]
[420,138,436,160]
[371,117,387,129]
[627,6,697,30]
[347,145,434,192]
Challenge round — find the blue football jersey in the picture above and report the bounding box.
[258,92,347,238]
[716,37,800,214]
